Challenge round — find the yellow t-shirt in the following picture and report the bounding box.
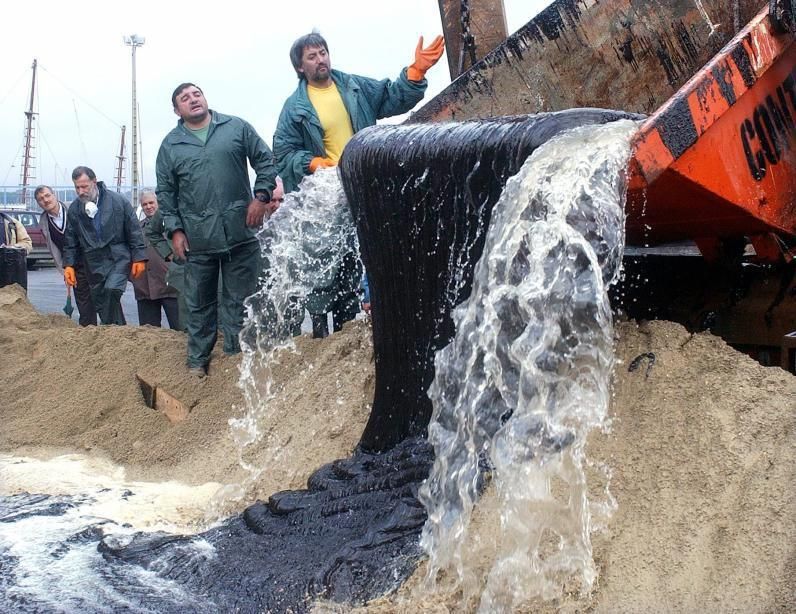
[307,82,354,163]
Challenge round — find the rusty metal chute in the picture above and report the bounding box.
[437,0,508,79]
[420,0,794,363]
[423,0,794,256]
[419,0,765,122]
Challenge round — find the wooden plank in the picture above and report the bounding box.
[154,386,190,424]
[136,372,190,423]
[135,373,156,408]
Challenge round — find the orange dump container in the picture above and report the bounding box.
[627,7,795,261]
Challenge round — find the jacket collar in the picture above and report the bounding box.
[292,70,359,123]
[168,110,228,144]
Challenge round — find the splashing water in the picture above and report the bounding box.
[0,454,220,612]
[216,169,359,507]
[418,120,638,611]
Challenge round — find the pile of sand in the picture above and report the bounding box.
[359,320,796,613]
[0,284,373,499]
[1,284,794,611]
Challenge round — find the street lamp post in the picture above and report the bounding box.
[123,34,145,207]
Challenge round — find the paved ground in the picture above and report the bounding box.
[24,267,157,327]
[22,266,316,332]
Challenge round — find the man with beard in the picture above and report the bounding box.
[62,166,147,325]
[273,30,444,337]
[156,83,278,377]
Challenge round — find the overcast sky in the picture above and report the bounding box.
[0,0,550,192]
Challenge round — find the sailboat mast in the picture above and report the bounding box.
[20,59,38,208]
[115,125,127,192]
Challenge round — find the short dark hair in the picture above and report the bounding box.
[171,82,202,108]
[71,166,96,181]
[289,32,329,79]
[33,185,55,199]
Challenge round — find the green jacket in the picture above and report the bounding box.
[156,111,277,254]
[144,210,173,261]
[273,68,427,193]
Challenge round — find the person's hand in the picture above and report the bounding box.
[362,301,371,315]
[171,230,190,260]
[64,266,77,287]
[309,157,335,173]
[267,199,281,215]
[407,35,445,81]
[131,261,146,278]
[246,199,269,228]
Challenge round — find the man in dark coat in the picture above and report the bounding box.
[131,190,179,328]
[63,166,147,325]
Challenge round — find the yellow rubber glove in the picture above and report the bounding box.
[64,266,77,287]
[131,261,146,279]
[407,35,445,82]
[309,157,335,173]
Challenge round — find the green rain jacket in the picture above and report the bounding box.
[156,111,277,255]
[273,68,427,193]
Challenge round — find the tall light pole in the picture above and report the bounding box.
[124,34,145,207]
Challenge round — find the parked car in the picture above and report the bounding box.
[0,209,52,269]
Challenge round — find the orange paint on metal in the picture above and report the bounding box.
[628,126,674,184]
[749,232,788,261]
[627,6,795,261]
[686,68,731,136]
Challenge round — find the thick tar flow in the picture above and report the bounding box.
[339,109,642,453]
[98,437,434,613]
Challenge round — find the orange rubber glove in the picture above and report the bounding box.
[309,157,335,173]
[64,266,77,287]
[407,35,445,82]
[131,261,146,278]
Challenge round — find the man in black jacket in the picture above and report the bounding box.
[63,166,147,325]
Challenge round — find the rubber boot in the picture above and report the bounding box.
[311,313,329,339]
[332,307,358,333]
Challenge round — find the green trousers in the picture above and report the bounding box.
[184,240,261,368]
[165,262,188,332]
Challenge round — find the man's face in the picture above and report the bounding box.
[299,45,331,84]
[173,86,209,123]
[35,189,60,216]
[73,174,98,204]
[272,179,284,203]
[140,193,159,218]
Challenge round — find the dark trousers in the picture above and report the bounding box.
[91,286,126,325]
[137,297,179,329]
[309,250,361,338]
[184,241,260,368]
[74,263,97,326]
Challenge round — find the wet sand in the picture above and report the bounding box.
[1,284,794,612]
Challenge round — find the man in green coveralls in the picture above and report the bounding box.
[156,83,279,377]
